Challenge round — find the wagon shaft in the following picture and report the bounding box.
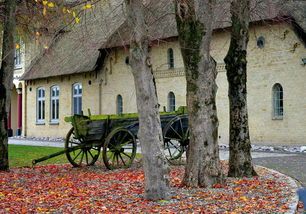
[32,145,83,165]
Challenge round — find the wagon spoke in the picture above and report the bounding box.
[121,139,133,146]
[79,151,84,165]
[85,151,89,165]
[168,140,181,150]
[116,153,120,166]
[170,125,182,139]
[110,154,116,168]
[88,150,94,159]
[111,153,116,165]
[166,142,172,158]
[179,119,184,137]
[122,152,131,159]
[115,132,122,145]
[72,150,82,162]
[119,132,128,145]
[118,153,126,166]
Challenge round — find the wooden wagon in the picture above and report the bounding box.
[32,106,189,169]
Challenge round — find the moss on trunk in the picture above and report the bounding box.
[224,0,257,177]
[175,0,224,187]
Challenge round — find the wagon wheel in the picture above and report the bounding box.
[163,115,189,165]
[103,128,137,170]
[65,127,101,167]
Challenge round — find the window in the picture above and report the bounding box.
[257,36,265,49]
[50,86,59,123]
[273,83,283,118]
[117,95,123,114]
[37,87,45,123]
[73,83,82,115]
[167,48,174,69]
[125,56,130,65]
[14,46,22,69]
[168,92,176,112]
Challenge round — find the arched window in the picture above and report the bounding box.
[273,83,283,118]
[37,87,45,123]
[50,86,59,122]
[72,83,82,115]
[167,48,174,69]
[168,92,176,112]
[117,95,123,114]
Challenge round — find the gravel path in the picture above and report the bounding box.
[253,155,306,187]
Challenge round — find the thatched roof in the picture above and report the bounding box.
[22,0,306,81]
[101,0,305,49]
[22,0,125,80]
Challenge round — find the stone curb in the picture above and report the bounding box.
[256,165,299,214]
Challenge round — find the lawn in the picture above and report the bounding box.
[8,145,69,167]
[8,145,141,167]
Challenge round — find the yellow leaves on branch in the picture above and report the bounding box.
[16,44,20,49]
[38,0,82,23]
[42,1,54,8]
[62,8,80,23]
[40,1,55,16]
[82,4,92,10]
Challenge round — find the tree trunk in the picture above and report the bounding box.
[175,0,224,187]
[125,0,170,200]
[0,0,17,171]
[224,0,257,177]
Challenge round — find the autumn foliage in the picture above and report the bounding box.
[0,162,297,213]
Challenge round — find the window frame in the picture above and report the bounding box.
[36,87,45,124]
[117,95,123,115]
[14,46,22,69]
[167,48,174,69]
[50,85,60,123]
[72,83,82,115]
[168,92,176,112]
[272,83,284,119]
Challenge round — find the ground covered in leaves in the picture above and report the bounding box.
[0,162,298,213]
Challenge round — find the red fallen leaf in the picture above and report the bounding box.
[213,183,224,188]
[281,205,288,209]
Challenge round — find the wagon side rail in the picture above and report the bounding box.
[64,114,90,139]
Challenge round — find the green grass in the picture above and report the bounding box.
[8,145,142,168]
[9,145,70,167]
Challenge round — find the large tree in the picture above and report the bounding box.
[175,0,224,187]
[125,0,170,200]
[224,0,257,177]
[0,0,17,171]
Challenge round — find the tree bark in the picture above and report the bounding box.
[0,0,17,171]
[125,0,170,200]
[224,0,257,177]
[175,0,224,187]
